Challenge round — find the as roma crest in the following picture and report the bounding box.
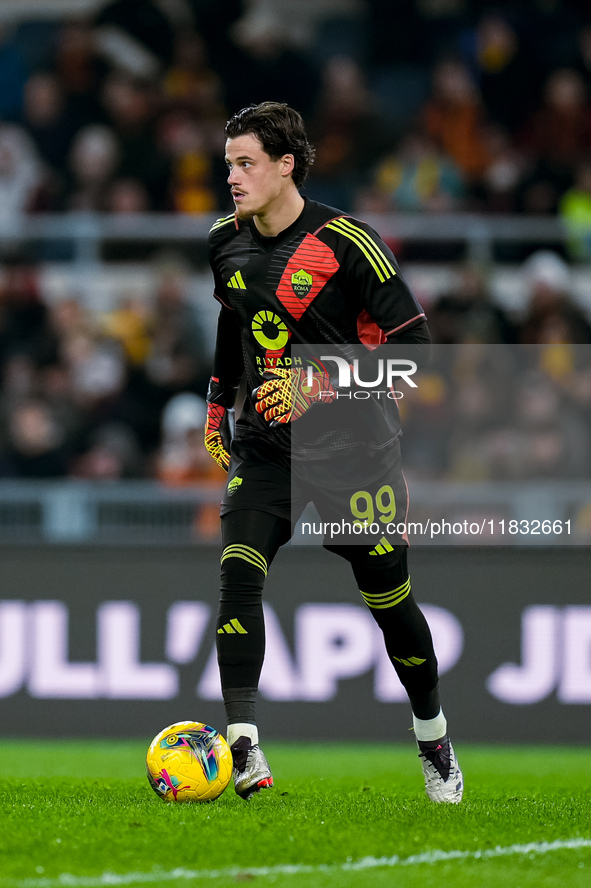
[291,268,313,298]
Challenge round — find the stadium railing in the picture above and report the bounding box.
[0,478,588,545]
[1,211,588,546]
[0,211,568,266]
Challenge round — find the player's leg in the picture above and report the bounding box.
[330,541,463,803]
[216,433,293,797]
[217,507,291,798]
[317,431,463,803]
[350,546,440,715]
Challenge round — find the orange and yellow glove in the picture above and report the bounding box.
[253,366,336,425]
[205,377,237,471]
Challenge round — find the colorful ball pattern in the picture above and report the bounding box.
[146,721,233,802]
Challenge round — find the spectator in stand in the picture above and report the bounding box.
[47,294,130,435]
[0,24,29,121]
[54,21,107,127]
[20,72,81,208]
[183,0,244,87]
[517,68,591,214]
[459,11,541,137]
[22,72,79,172]
[143,268,209,400]
[60,328,127,417]
[157,112,218,213]
[488,370,590,480]
[156,391,225,539]
[428,262,516,344]
[519,249,591,344]
[365,0,427,70]
[48,296,92,353]
[93,0,175,71]
[224,12,319,120]
[1,398,70,477]
[0,263,57,368]
[559,160,591,260]
[100,72,171,210]
[572,22,591,96]
[162,30,226,121]
[395,363,453,482]
[64,124,120,211]
[71,420,143,479]
[368,128,465,213]
[47,293,154,461]
[0,354,38,405]
[102,295,152,366]
[112,264,210,457]
[0,125,45,223]
[105,177,151,213]
[436,344,518,482]
[470,123,526,214]
[307,55,393,208]
[38,360,85,448]
[157,392,224,487]
[420,57,492,188]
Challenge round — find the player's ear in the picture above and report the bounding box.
[280,154,295,178]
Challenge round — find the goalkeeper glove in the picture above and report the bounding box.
[205,377,238,471]
[253,366,335,425]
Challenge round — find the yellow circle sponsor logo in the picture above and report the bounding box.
[251,310,289,350]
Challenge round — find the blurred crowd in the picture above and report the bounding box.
[1,0,591,222]
[0,257,223,488]
[1,245,591,488]
[401,341,591,483]
[2,0,591,489]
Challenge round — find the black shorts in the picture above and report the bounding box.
[221,431,409,548]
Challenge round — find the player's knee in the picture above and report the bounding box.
[348,547,414,626]
[359,574,412,613]
[220,542,268,603]
[348,545,408,593]
[221,542,268,577]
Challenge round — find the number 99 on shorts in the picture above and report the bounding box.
[350,485,396,528]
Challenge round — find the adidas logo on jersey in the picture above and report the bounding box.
[227,271,246,290]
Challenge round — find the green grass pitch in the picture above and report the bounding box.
[0,739,589,887]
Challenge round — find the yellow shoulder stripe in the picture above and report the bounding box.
[326,217,396,283]
[209,214,236,233]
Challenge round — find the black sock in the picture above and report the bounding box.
[352,553,440,720]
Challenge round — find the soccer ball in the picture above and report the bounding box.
[146,721,233,802]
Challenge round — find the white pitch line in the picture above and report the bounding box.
[9,838,591,888]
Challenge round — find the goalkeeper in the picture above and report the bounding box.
[205,101,463,804]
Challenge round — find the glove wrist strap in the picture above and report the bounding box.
[207,376,240,409]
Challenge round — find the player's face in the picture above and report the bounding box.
[225,134,294,220]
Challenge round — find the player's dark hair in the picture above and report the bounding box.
[225,101,315,188]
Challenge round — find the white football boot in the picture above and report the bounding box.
[417,735,463,803]
[230,735,273,799]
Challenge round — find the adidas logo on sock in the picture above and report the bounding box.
[217,618,248,635]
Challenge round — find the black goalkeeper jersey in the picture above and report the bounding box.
[208,198,426,456]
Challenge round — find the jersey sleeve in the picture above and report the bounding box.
[327,216,425,336]
[207,215,237,309]
[212,305,244,384]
